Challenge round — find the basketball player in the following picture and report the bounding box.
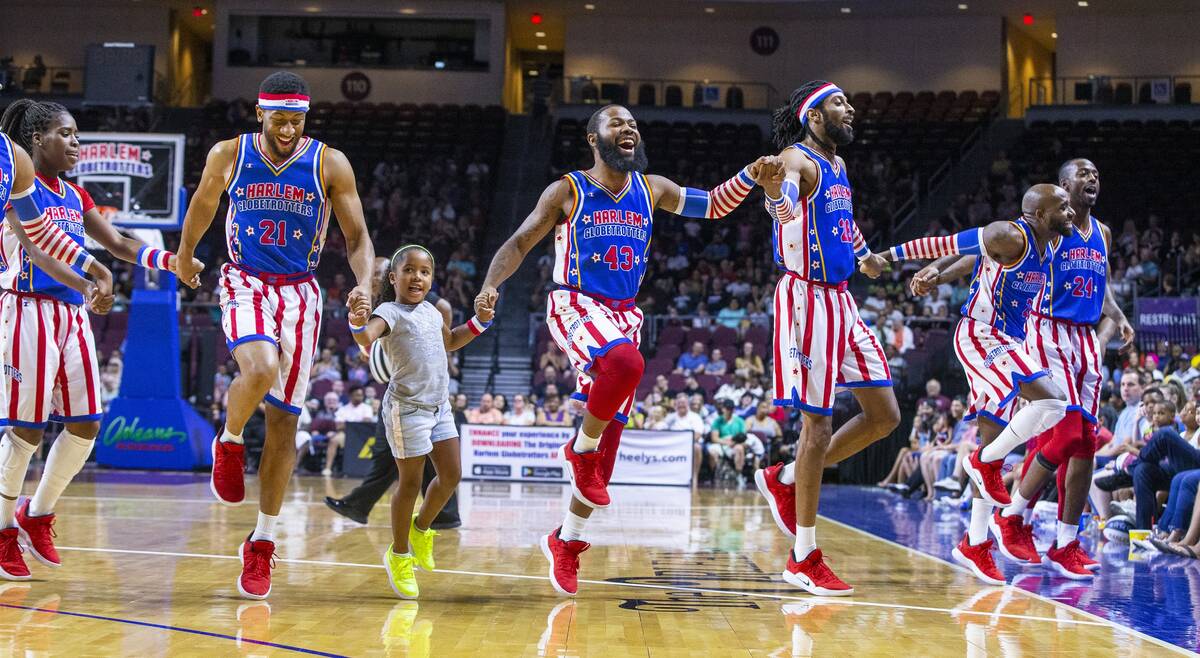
[910,159,1133,579]
[748,81,900,596]
[473,104,777,596]
[174,72,375,599]
[1,100,196,580]
[870,184,1073,584]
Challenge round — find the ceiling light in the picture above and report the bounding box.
[958,3,968,9]
[841,7,851,13]
[705,7,715,13]
[399,8,416,14]
[1078,1,1088,6]
[1051,32,1058,38]
[303,6,319,12]
[434,61,446,69]
[537,44,548,50]
[535,31,546,37]
[528,70,539,77]
[584,3,595,9]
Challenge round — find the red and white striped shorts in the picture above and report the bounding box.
[1024,314,1103,423]
[0,292,101,428]
[219,264,323,415]
[545,289,643,424]
[772,273,891,416]
[953,317,1048,426]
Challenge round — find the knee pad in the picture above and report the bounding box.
[594,341,645,381]
[1039,410,1083,466]
[1027,398,1068,436]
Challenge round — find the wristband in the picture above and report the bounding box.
[466,315,492,336]
[854,244,872,260]
[349,321,367,334]
[80,253,98,273]
[136,245,175,271]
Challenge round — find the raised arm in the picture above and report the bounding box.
[324,147,376,324]
[175,138,238,285]
[648,157,767,220]
[475,178,569,315]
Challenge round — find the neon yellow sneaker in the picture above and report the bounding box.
[381,602,435,654]
[409,516,438,572]
[384,545,418,599]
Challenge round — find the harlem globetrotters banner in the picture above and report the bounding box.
[460,425,693,487]
[1135,297,1200,349]
[66,132,185,228]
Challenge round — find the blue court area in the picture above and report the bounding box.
[820,484,1200,652]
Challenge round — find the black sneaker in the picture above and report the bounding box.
[430,516,462,530]
[323,497,369,525]
[1094,471,1133,492]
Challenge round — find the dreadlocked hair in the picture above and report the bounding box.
[0,99,68,153]
[770,80,831,151]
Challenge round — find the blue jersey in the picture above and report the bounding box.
[225,134,330,275]
[0,173,89,305]
[961,218,1052,340]
[772,143,857,284]
[0,134,14,211]
[1039,215,1107,325]
[552,170,654,301]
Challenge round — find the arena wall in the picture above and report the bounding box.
[1056,11,1200,78]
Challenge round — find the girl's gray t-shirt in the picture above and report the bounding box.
[372,301,448,408]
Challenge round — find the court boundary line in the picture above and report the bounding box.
[0,602,345,657]
[58,495,766,512]
[817,514,1196,656]
[55,545,1111,628]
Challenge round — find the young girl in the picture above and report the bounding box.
[349,245,492,598]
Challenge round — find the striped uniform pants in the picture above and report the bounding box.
[953,317,1048,426]
[0,291,102,428]
[1024,314,1103,423]
[545,289,643,424]
[219,263,323,415]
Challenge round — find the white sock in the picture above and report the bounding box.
[0,431,37,528]
[560,510,588,541]
[968,498,992,545]
[573,428,601,453]
[794,525,816,560]
[979,399,1066,462]
[1002,490,1031,519]
[250,511,278,542]
[1056,521,1078,547]
[221,428,244,445]
[29,431,94,517]
[779,461,796,485]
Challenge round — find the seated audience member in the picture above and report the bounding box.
[467,392,505,425]
[706,400,748,483]
[714,375,748,405]
[309,392,342,475]
[536,366,565,400]
[675,341,709,375]
[879,401,935,491]
[322,385,376,476]
[663,393,707,486]
[1130,401,1200,531]
[536,394,573,427]
[734,342,765,379]
[883,315,914,355]
[746,401,782,442]
[704,348,728,376]
[917,379,951,414]
[505,393,537,426]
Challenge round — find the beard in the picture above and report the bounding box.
[596,138,648,173]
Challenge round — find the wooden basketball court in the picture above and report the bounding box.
[0,471,1181,657]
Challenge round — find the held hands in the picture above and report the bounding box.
[749,156,786,190]
[86,264,115,315]
[474,286,498,320]
[170,254,204,289]
[347,284,372,327]
[858,252,888,279]
[909,263,940,295]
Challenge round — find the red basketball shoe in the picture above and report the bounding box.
[755,463,796,538]
[988,511,1040,565]
[0,528,31,581]
[541,527,590,596]
[783,549,854,596]
[963,448,1011,506]
[238,536,276,600]
[561,439,610,508]
[1071,541,1100,572]
[210,435,246,506]
[952,534,1006,585]
[1044,541,1094,580]
[15,501,60,568]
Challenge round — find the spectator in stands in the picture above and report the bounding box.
[644,405,668,430]
[662,394,706,487]
[493,394,508,418]
[734,342,764,380]
[311,348,343,383]
[467,392,505,425]
[535,366,565,401]
[707,400,749,485]
[704,349,728,377]
[746,401,782,443]
[883,344,906,380]
[918,379,952,414]
[321,386,376,476]
[714,375,748,406]
[536,394,572,427]
[692,303,714,329]
[100,360,122,410]
[309,393,342,475]
[879,401,935,490]
[717,298,746,329]
[538,346,568,373]
[452,393,469,428]
[1130,401,1200,532]
[735,393,758,419]
[505,394,536,426]
[883,315,914,355]
[675,342,709,375]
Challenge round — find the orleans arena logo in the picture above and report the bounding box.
[70,142,154,178]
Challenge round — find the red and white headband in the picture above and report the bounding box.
[258,92,310,112]
[796,83,843,126]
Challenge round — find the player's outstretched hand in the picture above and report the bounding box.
[910,263,940,296]
[749,156,786,187]
[86,265,115,315]
[474,286,498,319]
[171,255,204,289]
[858,252,887,279]
[1117,318,1135,350]
[347,284,372,324]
